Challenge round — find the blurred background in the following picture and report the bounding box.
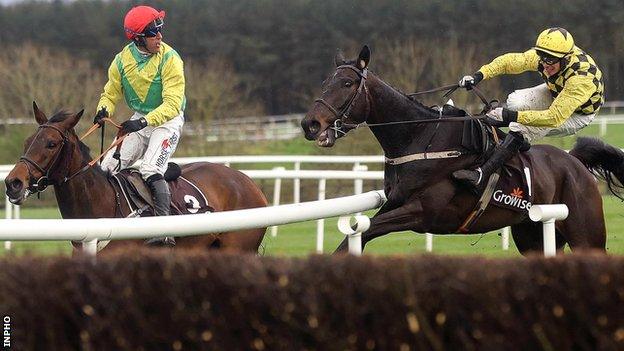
[0,0,622,158]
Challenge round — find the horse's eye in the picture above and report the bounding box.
[47,141,57,148]
[345,81,353,87]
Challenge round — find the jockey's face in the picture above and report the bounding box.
[542,61,561,77]
[144,31,162,54]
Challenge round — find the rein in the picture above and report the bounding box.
[65,118,126,182]
[312,64,500,166]
[409,84,493,110]
[313,64,495,136]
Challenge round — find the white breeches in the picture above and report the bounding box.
[101,112,184,180]
[506,83,594,142]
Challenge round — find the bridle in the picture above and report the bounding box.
[313,64,370,138]
[17,124,91,194]
[18,124,71,194]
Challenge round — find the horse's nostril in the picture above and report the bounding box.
[309,120,320,134]
[8,178,23,193]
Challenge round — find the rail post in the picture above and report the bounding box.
[528,204,569,257]
[270,167,285,237]
[337,215,371,255]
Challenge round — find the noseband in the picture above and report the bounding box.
[19,124,70,193]
[314,65,369,137]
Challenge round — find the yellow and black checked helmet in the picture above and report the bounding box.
[534,28,575,58]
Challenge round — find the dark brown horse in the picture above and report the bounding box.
[5,103,268,253]
[301,46,624,255]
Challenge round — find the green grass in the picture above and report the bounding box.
[3,195,624,257]
[2,118,624,257]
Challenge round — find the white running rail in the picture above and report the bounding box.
[0,190,386,256]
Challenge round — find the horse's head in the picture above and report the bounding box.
[5,102,84,204]
[301,45,371,147]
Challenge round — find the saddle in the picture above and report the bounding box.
[109,162,215,217]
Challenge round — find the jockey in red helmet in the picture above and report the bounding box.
[124,5,166,52]
[93,5,186,247]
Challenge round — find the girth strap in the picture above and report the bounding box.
[385,150,462,165]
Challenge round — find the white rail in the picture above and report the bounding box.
[0,190,386,242]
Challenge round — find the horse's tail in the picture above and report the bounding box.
[570,136,624,200]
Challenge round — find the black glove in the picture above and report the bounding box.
[484,108,518,127]
[93,107,108,126]
[121,117,148,134]
[484,116,509,128]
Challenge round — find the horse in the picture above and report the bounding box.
[4,103,269,253]
[301,45,624,255]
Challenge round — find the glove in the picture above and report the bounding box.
[93,107,108,126]
[121,117,148,134]
[458,72,483,90]
[484,107,518,127]
[486,107,504,121]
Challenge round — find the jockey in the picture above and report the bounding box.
[94,5,186,247]
[453,27,604,188]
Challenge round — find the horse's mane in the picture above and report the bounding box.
[341,60,465,118]
[48,110,73,123]
[48,110,93,161]
[370,70,466,118]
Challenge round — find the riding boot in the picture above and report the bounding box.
[144,175,176,247]
[453,131,525,188]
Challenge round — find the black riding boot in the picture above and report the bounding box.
[144,175,176,247]
[453,132,525,188]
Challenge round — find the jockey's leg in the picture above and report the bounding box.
[100,113,149,174]
[506,83,552,111]
[141,115,183,247]
[544,112,596,137]
[452,131,525,188]
[144,174,175,247]
[453,84,554,189]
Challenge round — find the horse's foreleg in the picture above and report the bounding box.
[334,201,423,253]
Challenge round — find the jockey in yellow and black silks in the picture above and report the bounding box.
[453,27,604,189]
[93,5,186,247]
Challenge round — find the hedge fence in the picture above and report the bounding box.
[1,250,623,350]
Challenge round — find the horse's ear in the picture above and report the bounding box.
[357,45,371,70]
[62,109,84,130]
[334,49,346,67]
[33,101,47,125]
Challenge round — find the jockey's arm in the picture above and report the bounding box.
[96,57,123,117]
[516,75,596,127]
[144,55,186,127]
[478,50,540,80]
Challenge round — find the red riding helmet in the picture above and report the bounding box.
[124,5,166,40]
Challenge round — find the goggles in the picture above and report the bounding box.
[538,52,561,65]
[142,18,164,37]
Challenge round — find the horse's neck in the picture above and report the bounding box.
[366,77,443,157]
[53,144,118,219]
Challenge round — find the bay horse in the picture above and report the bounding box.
[301,46,624,255]
[4,103,268,253]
